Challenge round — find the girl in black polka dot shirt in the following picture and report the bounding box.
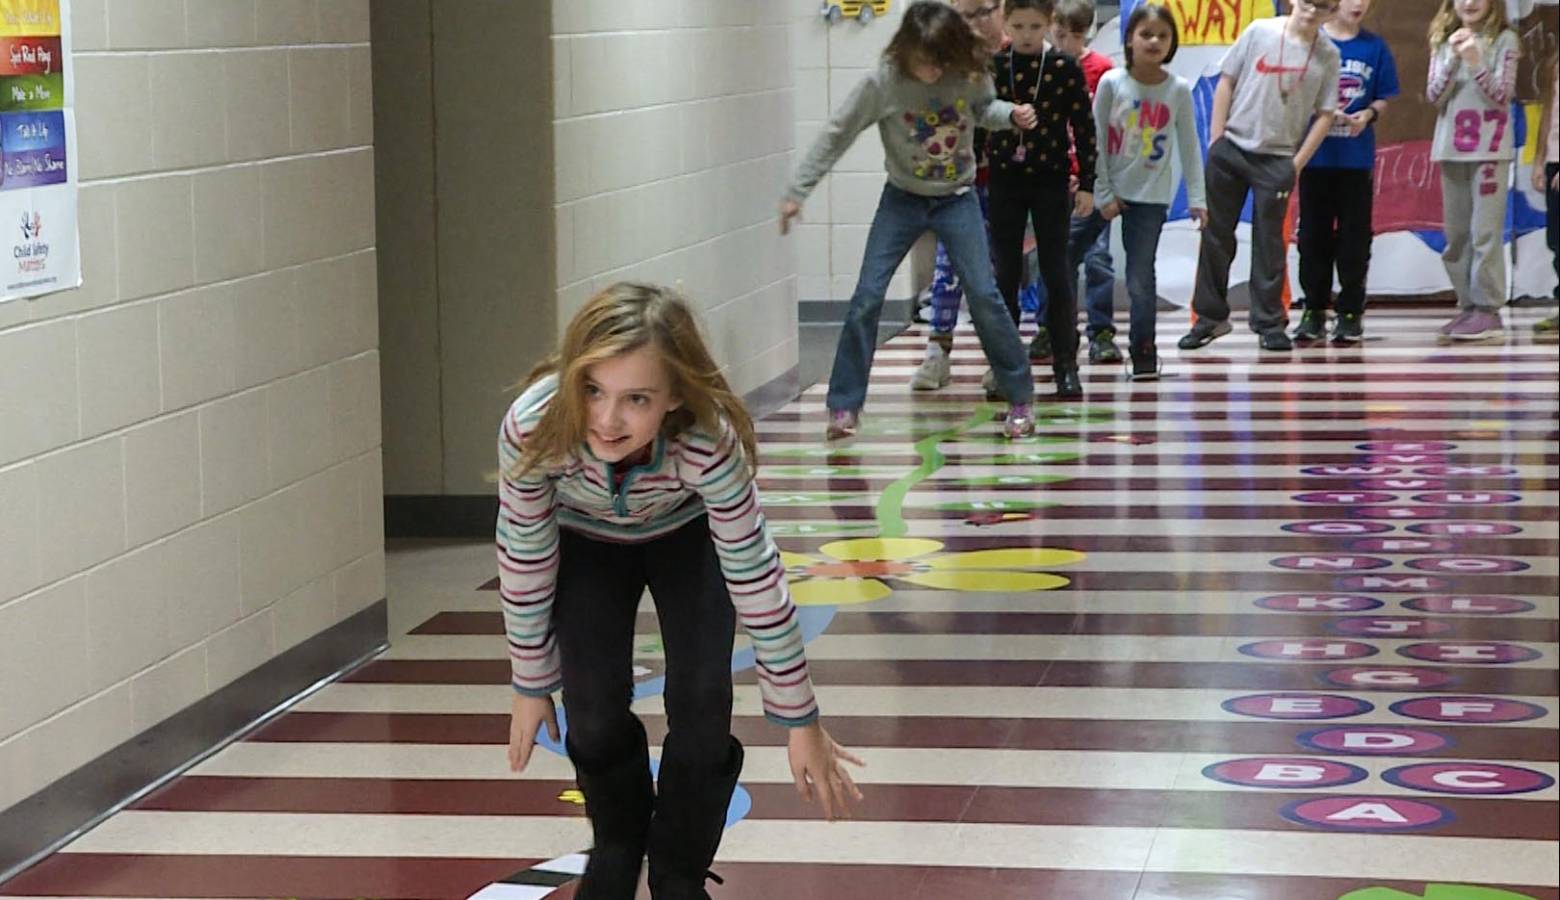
[987,0,1098,398]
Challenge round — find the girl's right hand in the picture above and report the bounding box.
[1535,163,1548,194]
[1099,199,1122,221]
[508,693,560,773]
[779,199,803,235]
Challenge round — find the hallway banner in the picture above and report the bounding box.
[1108,0,1559,300]
[0,0,78,304]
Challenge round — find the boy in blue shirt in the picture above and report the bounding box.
[1292,0,1398,344]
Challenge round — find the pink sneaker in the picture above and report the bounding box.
[1003,403,1035,439]
[1438,311,1470,341]
[1446,309,1504,342]
[825,409,859,440]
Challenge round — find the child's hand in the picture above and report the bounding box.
[1189,207,1209,230]
[1534,163,1548,193]
[1073,190,1094,218]
[787,722,865,820]
[1345,110,1371,137]
[779,199,803,235]
[1011,104,1038,130]
[508,693,560,773]
[1099,198,1122,221]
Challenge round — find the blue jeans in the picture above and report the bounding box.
[1065,211,1117,337]
[927,184,991,335]
[829,185,1032,411]
[1112,201,1169,349]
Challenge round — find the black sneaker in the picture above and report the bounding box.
[1054,367,1083,398]
[1028,326,1053,362]
[1331,312,1364,344]
[1259,329,1293,351]
[1177,318,1233,349]
[1128,343,1161,381]
[1088,329,1123,364]
[1291,308,1326,342]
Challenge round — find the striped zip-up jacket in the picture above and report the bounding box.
[496,375,818,727]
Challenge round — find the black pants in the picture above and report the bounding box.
[989,170,1080,367]
[556,516,736,774]
[1548,163,1559,301]
[1298,167,1374,316]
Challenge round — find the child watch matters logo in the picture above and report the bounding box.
[14,206,46,271]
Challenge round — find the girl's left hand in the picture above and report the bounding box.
[787,722,866,820]
[1455,37,1482,67]
[1190,207,1209,230]
[1073,190,1095,218]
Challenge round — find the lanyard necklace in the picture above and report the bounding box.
[1278,19,1319,103]
[1007,45,1047,161]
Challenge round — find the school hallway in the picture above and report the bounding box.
[3,307,1554,900]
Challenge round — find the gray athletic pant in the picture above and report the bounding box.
[1439,160,1509,311]
[1192,138,1296,335]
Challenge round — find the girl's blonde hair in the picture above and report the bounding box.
[511,282,758,478]
[1428,0,1509,47]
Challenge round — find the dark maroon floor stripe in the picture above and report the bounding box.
[127,777,1558,840]
[7,856,1555,900]
[343,658,1560,697]
[765,409,1560,423]
[760,477,1560,495]
[756,427,1560,443]
[759,504,1558,522]
[0,853,536,900]
[247,713,1560,762]
[407,610,1559,642]
[774,533,1560,553]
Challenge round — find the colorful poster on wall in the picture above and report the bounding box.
[1158,0,1274,46]
[1112,0,1558,300]
[0,0,77,304]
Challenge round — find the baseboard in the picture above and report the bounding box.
[0,600,388,884]
[385,494,498,538]
[385,366,805,539]
[800,298,915,323]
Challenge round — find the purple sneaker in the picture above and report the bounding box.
[1438,311,1470,341]
[825,409,859,440]
[1447,309,1504,342]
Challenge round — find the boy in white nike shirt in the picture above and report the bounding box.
[1178,0,1341,353]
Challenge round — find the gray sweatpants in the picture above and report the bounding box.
[1439,160,1508,311]
[1192,139,1297,336]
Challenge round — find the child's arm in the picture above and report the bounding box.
[1426,44,1458,109]
[1209,76,1235,144]
[785,75,887,205]
[1175,79,1208,215]
[1066,62,1097,198]
[496,414,564,701]
[688,426,819,728]
[1091,76,1116,210]
[1468,31,1518,107]
[1295,51,1341,171]
[972,73,1022,132]
[1535,60,1556,192]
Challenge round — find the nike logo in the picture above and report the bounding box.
[1255,55,1309,75]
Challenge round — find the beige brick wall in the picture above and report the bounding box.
[0,0,383,812]
[552,0,799,396]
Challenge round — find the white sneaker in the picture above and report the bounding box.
[911,342,952,390]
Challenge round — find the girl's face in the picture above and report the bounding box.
[1006,8,1049,55]
[582,344,681,463]
[953,0,1006,53]
[1129,17,1174,68]
[1455,0,1489,26]
[908,51,946,84]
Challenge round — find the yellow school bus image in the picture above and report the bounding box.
[822,0,891,24]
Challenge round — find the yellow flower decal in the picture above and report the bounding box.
[781,538,1084,606]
